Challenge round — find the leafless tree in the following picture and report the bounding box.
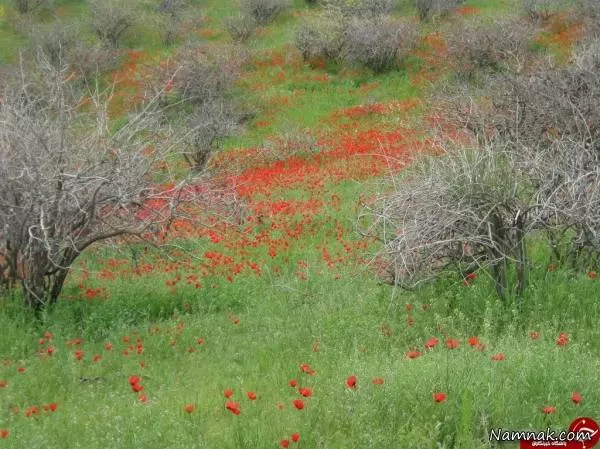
[415,0,464,22]
[0,56,194,309]
[360,145,533,299]
[89,0,136,48]
[12,0,52,14]
[341,16,417,72]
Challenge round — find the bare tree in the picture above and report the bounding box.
[360,145,533,299]
[0,57,191,309]
[12,0,52,14]
[89,0,136,48]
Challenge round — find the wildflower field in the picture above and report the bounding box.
[0,0,599,448]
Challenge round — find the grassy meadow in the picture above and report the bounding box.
[0,0,599,448]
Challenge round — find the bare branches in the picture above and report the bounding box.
[0,58,189,309]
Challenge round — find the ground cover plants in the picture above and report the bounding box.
[0,0,599,448]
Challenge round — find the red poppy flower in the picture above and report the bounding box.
[406,316,414,327]
[184,404,195,414]
[129,376,141,386]
[425,337,439,349]
[491,353,505,361]
[571,392,582,405]
[104,342,113,351]
[224,389,234,398]
[280,440,290,448]
[433,392,447,403]
[293,399,305,410]
[139,394,148,403]
[24,406,39,417]
[74,350,84,361]
[446,338,459,349]
[0,380,7,388]
[467,336,479,347]
[542,406,556,414]
[196,338,205,345]
[43,403,57,412]
[529,331,540,340]
[298,387,312,397]
[0,429,8,439]
[131,383,144,393]
[556,333,569,346]
[46,346,55,356]
[346,375,357,389]
[372,377,385,385]
[588,271,597,279]
[288,379,298,388]
[406,350,421,359]
[291,433,300,443]
[226,400,241,415]
[300,363,316,375]
[92,354,101,363]
[247,391,257,400]
[17,366,25,373]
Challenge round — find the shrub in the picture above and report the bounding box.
[294,9,345,62]
[362,145,533,298]
[224,13,258,43]
[29,21,76,69]
[240,0,291,25]
[415,0,464,21]
[341,16,417,72]
[89,0,136,48]
[0,59,193,309]
[323,0,396,16]
[446,18,537,79]
[521,0,560,22]
[11,0,52,14]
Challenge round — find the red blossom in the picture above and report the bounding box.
[129,376,141,386]
[372,377,385,385]
[491,353,505,361]
[247,391,257,400]
[446,338,459,349]
[293,399,305,410]
[542,406,556,414]
[433,392,447,403]
[425,337,439,349]
[291,433,300,442]
[24,406,39,417]
[184,404,195,414]
[288,379,298,388]
[226,400,241,415]
[346,375,357,389]
[0,380,7,388]
[406,350,421,359]
[298,387,312,397]
[529,331,540,340]
[131,383,144,393]
[280,440,290,448]
[139,394,148,403]
[0,429,8,439]
[467,336,479,347]
[556,333,569,346]
[571,392,582,405]
[43,403,57,412]
[224,389,234,398]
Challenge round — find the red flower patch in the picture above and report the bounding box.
[293,399,305,410]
